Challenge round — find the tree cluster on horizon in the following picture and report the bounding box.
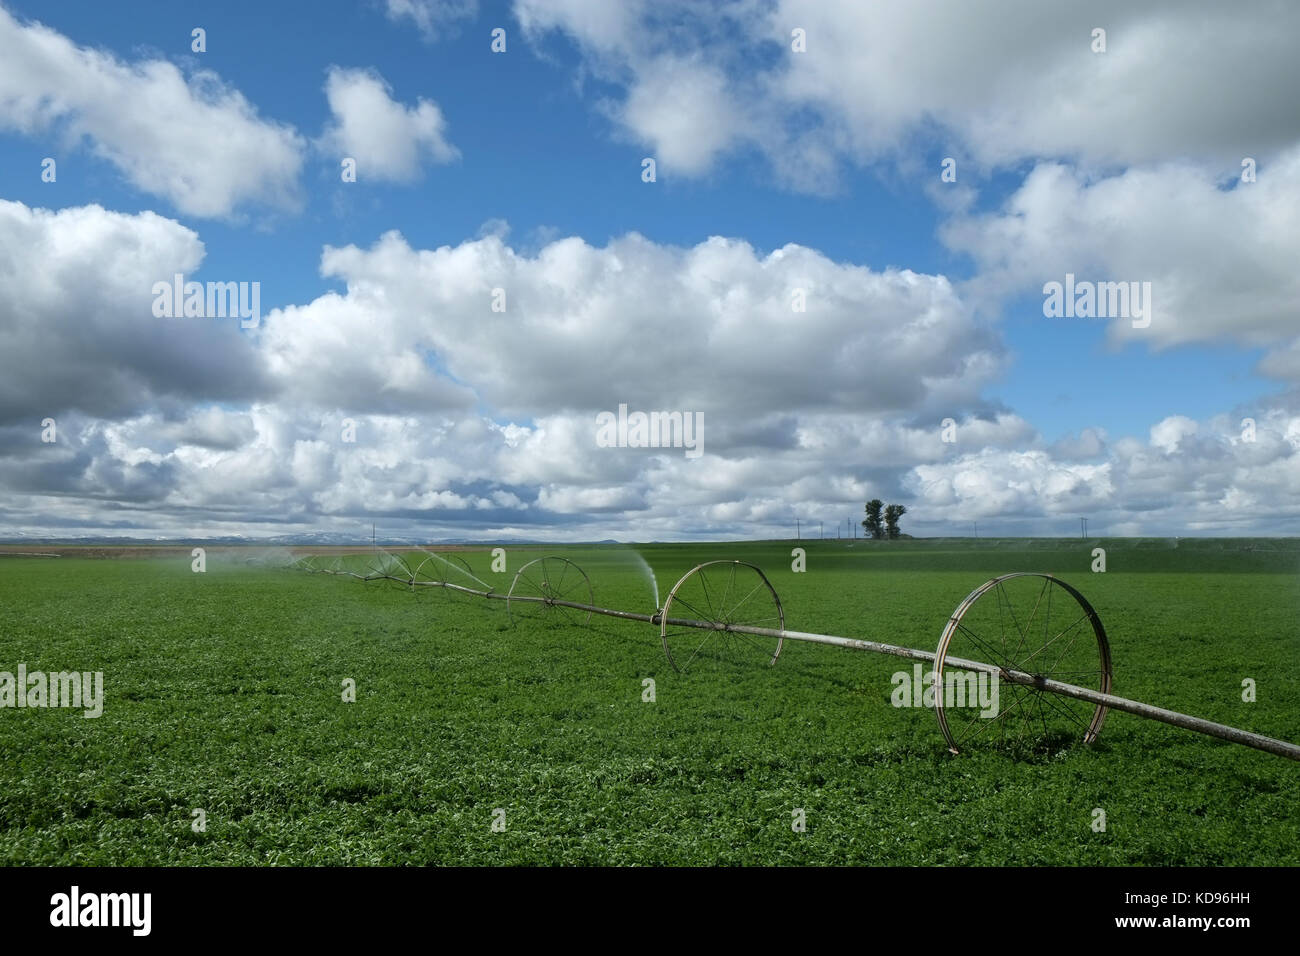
[863,499,907,539]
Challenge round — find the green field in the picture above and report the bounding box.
[1,538,1297,865]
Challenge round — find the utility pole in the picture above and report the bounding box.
[1080,517,1088,539]
[372,522,376,551]
[819,521,823,540]
[796,518,800,541]
[973,521,978,539]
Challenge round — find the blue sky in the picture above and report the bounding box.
[1,0,1297,539]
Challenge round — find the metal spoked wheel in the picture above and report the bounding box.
[660,560,784,673]
[363,550,414,590]
[506,556,594,626]
[411,551,479,590]
[935,573,1112,755]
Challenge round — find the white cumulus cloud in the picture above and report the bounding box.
[321,67,460,183]
[0,6,305,218]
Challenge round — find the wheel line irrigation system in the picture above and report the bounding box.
[290,550,1300,763]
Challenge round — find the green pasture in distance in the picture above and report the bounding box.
[0,538,1297,865]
